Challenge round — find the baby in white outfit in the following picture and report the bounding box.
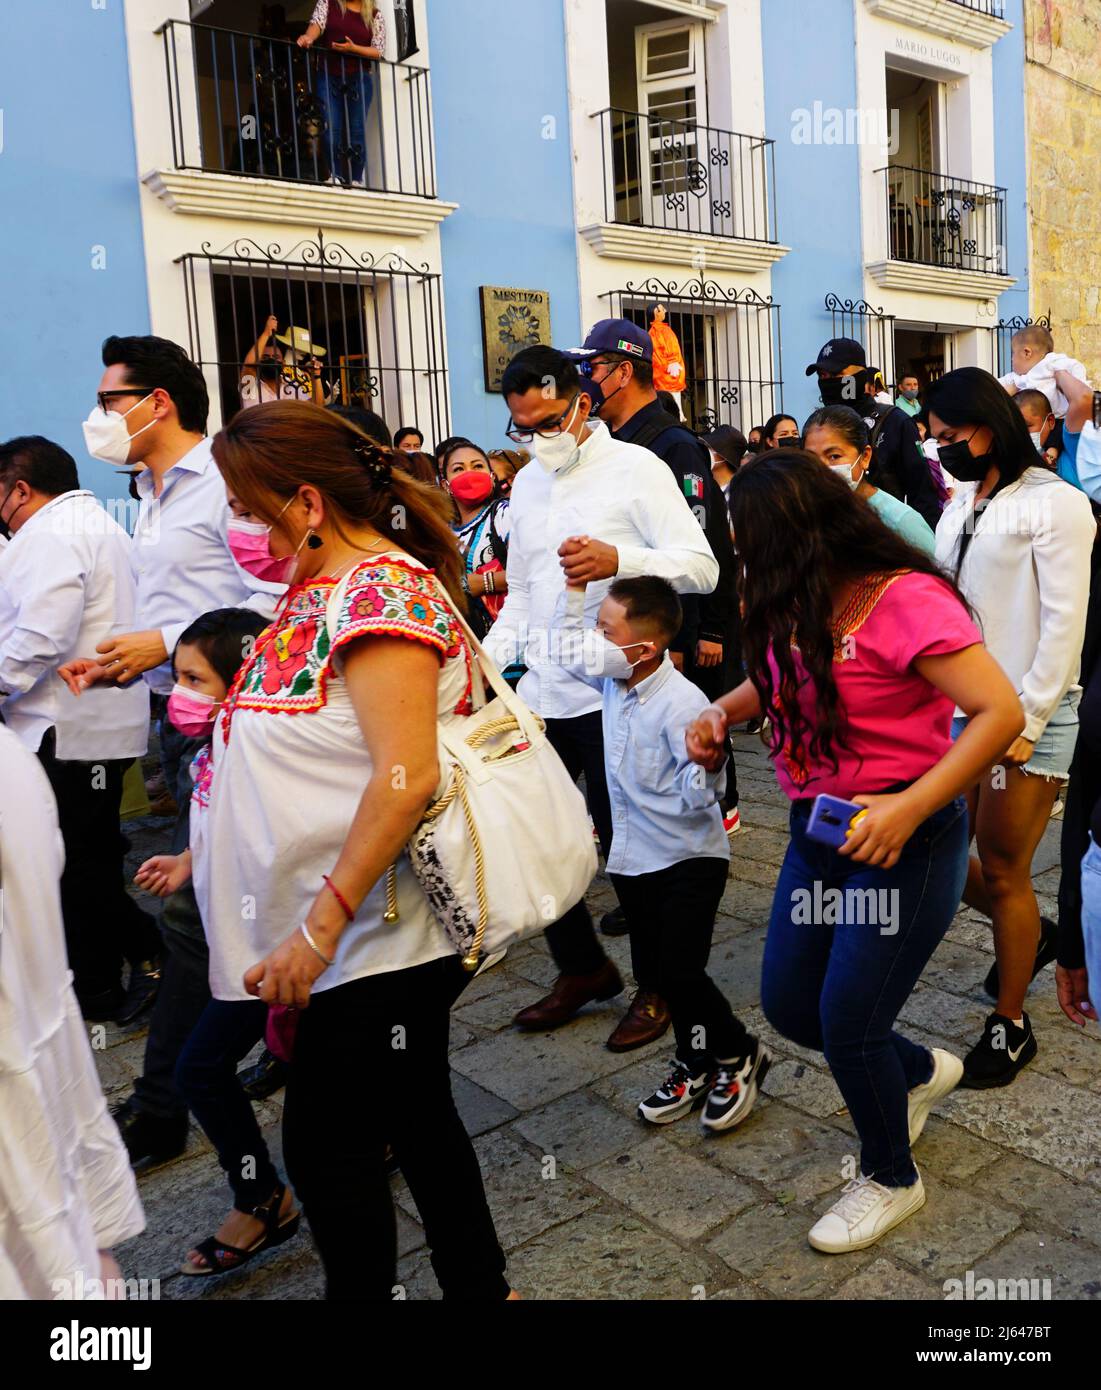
[999,324,1089,419]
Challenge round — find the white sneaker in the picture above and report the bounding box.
[474,948,507,977]
[907,1048,963,1144]
[808,1170,925,1253]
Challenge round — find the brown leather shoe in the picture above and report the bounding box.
[513,962,624,1031]
[606,989,671,1053]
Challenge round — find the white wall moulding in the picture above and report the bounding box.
[867,258,1017,299]
[579,222,790,274]
[863,0,1012,51]
[142,170,457,237]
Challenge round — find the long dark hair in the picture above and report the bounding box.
[925,367,1041,488]
[730,450,970,777]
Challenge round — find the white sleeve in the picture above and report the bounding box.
[1020,489,1096,741]
[547,586,614,692]
[0,539,86,698]
[614,457,719,595]
[311,0,329,28]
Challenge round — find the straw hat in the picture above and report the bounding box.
[275,325,326,358]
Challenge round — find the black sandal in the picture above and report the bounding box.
[180,1184,300,1277]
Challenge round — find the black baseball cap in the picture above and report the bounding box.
[805,337,867,377]
[565,318,653,364]
[702,425,748,468]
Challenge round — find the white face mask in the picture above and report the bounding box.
[82,395,158,466]
[595,637,655,682]
[1029,431,1044,453]
[529,399,583,475]
[829,461,862,491]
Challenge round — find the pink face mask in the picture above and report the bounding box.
[226,496,305,585]
[167,685,221,739]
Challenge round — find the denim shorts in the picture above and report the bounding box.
[952,688,1080,783]
[1082,835,1101,1016]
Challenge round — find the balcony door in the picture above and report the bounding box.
[635,19,708,233]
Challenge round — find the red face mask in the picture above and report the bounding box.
[449,471,495,506]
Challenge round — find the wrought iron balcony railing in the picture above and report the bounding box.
[593,108,778,244]
[948,0,1005,16]
[880,165,1007,275]
[158,20,436,198]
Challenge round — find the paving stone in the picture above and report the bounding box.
[962,1229,1101,1301]
[919,937,996,999]
[586,1138,758,1240]
[740,1004,833,1072]
[975,1153,1101,1248]
[944,918,996,953]
[451,1009,660,1109]
[941,1070,1101,1185]
[852,1174,1020,1280]
[453,982,554,1032]
[762,1057,847,1119]
[702,1101,857,1204]
[716,856,779,893]
[911,1117,1003,1182]
[504,1209,716,1301]
[590,1053,688,1115]
[898,983,993,1041]
[451,1071,519,1136]
[708,1200,869,1298]
[704,1282,766,1299]
[828,1256,944,1300]
[91,1034,149,1097]
[514,1091,654,1170]
[449,1018,477,1051]
[718,880,777,925]
[706,932,765,1013]
[1027,1020,1101,1088]
[394,1128,599,1253]
[726,827,792,868]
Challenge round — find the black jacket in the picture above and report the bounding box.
[861,401,942,531]
[611,400,733,652]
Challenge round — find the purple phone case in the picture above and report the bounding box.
[806,794,864,849]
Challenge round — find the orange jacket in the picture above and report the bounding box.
[650,322,686,393]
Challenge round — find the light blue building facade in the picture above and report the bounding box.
[0,0,1030,506]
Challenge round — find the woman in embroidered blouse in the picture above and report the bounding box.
[201,402,511,1302]
[686,452,1023,1256]
[440,438,510,639]
[298,1,386,187]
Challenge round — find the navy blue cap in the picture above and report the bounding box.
[805,337,867,376]
[565,318,653,364]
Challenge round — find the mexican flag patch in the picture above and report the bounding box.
[683,474,705,500]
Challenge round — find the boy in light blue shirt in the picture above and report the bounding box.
[555,570,769,1131]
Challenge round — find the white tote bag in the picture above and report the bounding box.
[327,565,598,969]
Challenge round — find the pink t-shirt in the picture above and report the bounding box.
[767,571,982,800]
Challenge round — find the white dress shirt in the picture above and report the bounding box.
[483,421,719,719]
[131,439,284,694]
[935,466,1095,741]
[0,491,150,760]
[554,589,729,875]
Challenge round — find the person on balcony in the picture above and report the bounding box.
[298,1,387,188]
[240,318,328,409]
[647,305,687,415]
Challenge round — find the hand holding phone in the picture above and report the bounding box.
[806,794,867,850]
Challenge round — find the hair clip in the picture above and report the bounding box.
[353,438,393,486]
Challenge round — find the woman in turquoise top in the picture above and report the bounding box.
[804,406,937,556]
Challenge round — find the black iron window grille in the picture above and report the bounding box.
[176,232,451,443]
[593,109,778,244]
[948,0,1005,16]
[600,278,784,434]
[880,166,1007,275]
[989,313,1052,378]
[158,19,436,197]
[825,294,897,389]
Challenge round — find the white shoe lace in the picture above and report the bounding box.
[830,1175,890,1227]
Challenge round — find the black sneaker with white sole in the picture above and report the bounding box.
[701,1038,771,1133]
[638,1059,713,1125]
[960,1012,1037,1089]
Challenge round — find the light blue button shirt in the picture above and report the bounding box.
[554,590,730,876]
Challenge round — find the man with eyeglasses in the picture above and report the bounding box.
[486,344,719,1050]
[64,334,284,1171]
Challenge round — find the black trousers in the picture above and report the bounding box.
[282,955,508,1302]
[542,711,615,978]
[611,857,749,1064]
[35,727,161,1001]
[133,884,211,1120]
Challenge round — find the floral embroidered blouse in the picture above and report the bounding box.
[194,554,473,1001]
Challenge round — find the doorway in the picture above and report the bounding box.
[893,324,955,396]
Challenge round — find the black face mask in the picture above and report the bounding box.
[938,433,996,483]
[819,376,860,407]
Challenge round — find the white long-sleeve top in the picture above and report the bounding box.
[0,491,150,760]
[0,727,145,1299]
[935,466,1096,742]
[483,420,719,720]
[999,352,1089,419]
[131,439,284,694]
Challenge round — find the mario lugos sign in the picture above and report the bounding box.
[480,287,552,393]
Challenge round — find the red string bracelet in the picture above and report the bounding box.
[322,874,355,923]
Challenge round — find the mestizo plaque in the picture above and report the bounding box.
[480,286,552,393]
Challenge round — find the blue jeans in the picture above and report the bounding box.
[1082,835,1101,1018]
[762,796,969,1187]
[176,999,282,1211]
[318,66,372,184]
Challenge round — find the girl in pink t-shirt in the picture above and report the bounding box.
[686,452,1023,1257]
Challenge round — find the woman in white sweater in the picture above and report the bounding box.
[929,368,1095,1089]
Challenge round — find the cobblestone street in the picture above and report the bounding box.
[103,731,1101,1302]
